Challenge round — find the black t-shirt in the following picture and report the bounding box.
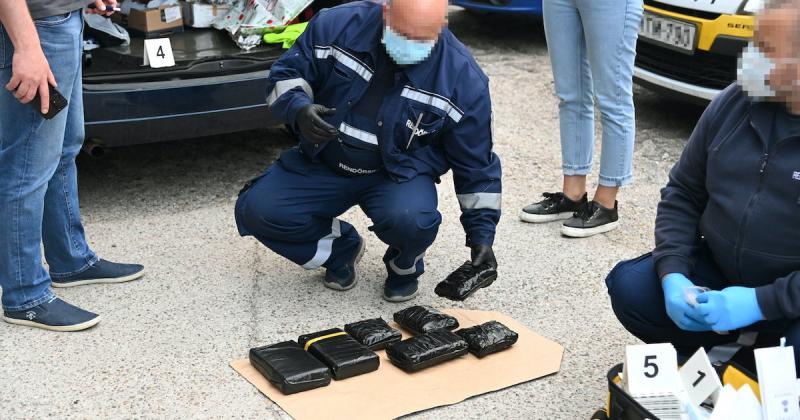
[351,49,399,121]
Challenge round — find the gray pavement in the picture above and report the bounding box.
[0,9,708,419]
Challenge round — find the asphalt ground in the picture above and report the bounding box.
[0,9,709,419]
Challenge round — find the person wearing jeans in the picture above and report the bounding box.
[0,0,144,332]
[520,0,643,238]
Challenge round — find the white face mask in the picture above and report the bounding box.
[737,43,777,99]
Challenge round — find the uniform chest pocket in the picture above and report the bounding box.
[403,104,447,149]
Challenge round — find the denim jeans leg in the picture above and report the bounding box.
[579,0,643,187]
[0,12,83,311]
[543,0,595,177]
[41,15,98,278]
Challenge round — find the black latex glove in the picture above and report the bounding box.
[470,245,497,269]
[296,104,338,144]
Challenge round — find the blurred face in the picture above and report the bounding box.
[752,3,800,111]
[384,0,448,42]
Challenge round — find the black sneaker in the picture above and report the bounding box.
[323,237,365,291]
[520,192,588,223]
[561,200,619,238]
[3,297,100,332]
[51,259,145,288]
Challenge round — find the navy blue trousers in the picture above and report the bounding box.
[606,246,800,374]
[234,150,441,282]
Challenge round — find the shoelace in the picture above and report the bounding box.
[541,192,564,201]
[573,201,596,221]
[450,261,475,280]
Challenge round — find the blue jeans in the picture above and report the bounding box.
[0,11,97,311]
[543,0,643,187]
[606,249,799,375]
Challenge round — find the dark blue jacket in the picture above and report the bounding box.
[265,1,502,246]
[654,84,800,321]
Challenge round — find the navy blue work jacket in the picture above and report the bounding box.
[654,84,800,321]
[265,1,502,246]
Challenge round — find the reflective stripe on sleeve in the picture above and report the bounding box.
[314,46,373,82]
[267,78,314,106]
[457,192,501,210]
[401,86,464,123]
[339,122,378,146]
[302,219,342,269]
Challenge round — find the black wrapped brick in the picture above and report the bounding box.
[297,328,380,380]
[435,262,498,301]
[393,306,459,335]
[386,329,469,372]
[248,341,332,395]
[456,321,519,358]
[344,318,402,350]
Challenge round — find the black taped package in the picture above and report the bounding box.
[248,341,332,395]
[456,321,519,358]
[435,262,498,301]
[297,328,380,380]
[393,306,459,335]
[344,318,402,350]
[385,329,469,372]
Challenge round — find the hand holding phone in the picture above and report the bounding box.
[31,84,68,120]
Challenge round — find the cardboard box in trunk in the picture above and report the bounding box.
[124,5,184,38]
[182,2,231,28]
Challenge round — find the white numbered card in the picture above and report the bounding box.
[143,38,175,69]
[755,345,800,420]
[679,347,722,406]
[625,343,680,395]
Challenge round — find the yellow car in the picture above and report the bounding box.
[634,0,759,102]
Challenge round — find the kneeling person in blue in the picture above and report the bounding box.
[606,5,800,373]
[235,0,502,302]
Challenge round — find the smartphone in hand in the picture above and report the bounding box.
[31,84,68,120]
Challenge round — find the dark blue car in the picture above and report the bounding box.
[451,0,543,15]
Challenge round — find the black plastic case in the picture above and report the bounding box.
[297,328,380,380]
[456,321,519,358]
[385,329,469,372]
[249,341,332,395]
[393,306,459,335]
[344,318,402,350]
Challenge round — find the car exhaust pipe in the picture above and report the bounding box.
[82,139,106,159]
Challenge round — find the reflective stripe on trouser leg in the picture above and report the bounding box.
[302,219,342,270]
[389,252,425,276]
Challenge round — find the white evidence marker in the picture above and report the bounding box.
[679,347,723,407]
[625,343,681,395]
[143,38,175,69]
[755,345,800,420]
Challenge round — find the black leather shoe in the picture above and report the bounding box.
[520,192,588,223]
[561,200,619,238]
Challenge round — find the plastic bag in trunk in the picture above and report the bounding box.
[297,328,380,380]
[393,306,459,335]
[385,329,469,372]
[212,0,313,50]
[456,321,519,358]
[344,318,402,351]
[435,262,497,301]
[249,341,332,395]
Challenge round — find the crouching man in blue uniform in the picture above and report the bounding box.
[235,0,501,302]
[606,4,800,372]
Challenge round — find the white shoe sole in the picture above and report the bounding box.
[51,269,145,288]
[324,240,365,291]
[382,288,419,303]
[519,211,574,224]
[3,315,101,332]
[561,221,620,238]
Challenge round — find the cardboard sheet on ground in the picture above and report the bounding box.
[230,309,564,419]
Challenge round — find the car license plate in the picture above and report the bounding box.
[639,12,697,52]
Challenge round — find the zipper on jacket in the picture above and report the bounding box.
[734,152,770,278]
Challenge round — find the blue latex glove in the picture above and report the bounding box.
[662,273,711,331]
[696,286,764,331]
